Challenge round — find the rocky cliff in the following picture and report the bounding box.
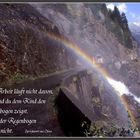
[0,4,77,86]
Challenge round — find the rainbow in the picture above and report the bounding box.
[46,32,138,129]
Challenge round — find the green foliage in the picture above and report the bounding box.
[106,5,133,49]
[11,72,37,84]
[109,6,125,29]
[81,120,138,137]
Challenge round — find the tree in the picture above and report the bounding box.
[111,6,122,26]
[108,9,113,19]
[121,12,128,29]
[113,6,121,18]
[121,12,127,24]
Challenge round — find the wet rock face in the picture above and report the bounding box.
[0,4,77,85]
[32,3,140,95]
[122,94,140,128]
[62,70,130,128]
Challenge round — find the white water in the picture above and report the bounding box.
[107,78,140,104]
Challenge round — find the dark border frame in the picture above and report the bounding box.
[0,0,140,2]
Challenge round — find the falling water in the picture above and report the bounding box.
[107,78,140,104]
